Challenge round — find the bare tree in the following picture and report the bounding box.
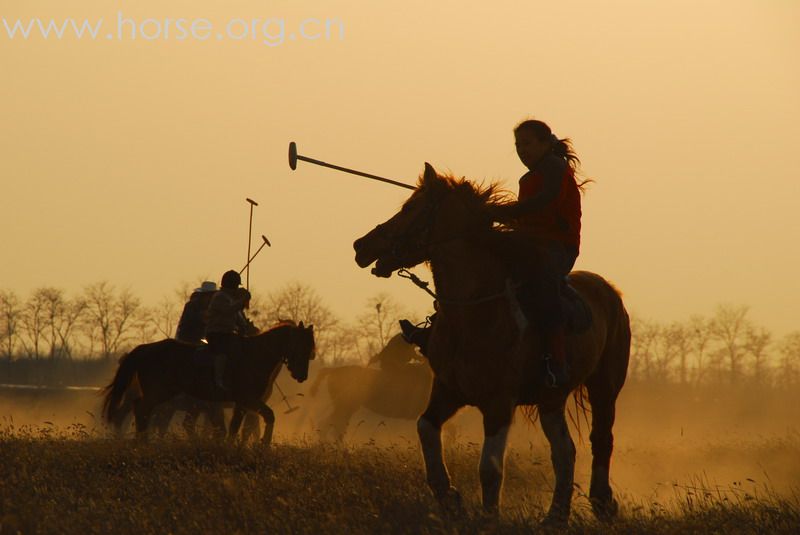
[149,296,180,339]
[257,282,339,360]
[777,331,800,388]
[19,288,48,359]
[83,282,141,360]
[35,287,86,359]
[744,325,772,385]
[709,304,751,384]
[324,324,363,366]
[629,316,658,381]
[686,314,712,385]
[0,290,21,361]
[355,293,411,362]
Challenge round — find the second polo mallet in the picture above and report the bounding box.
[239,235,271,275]
[245,198,258,290]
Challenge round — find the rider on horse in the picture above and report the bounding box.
[205,270,252,391]
[400,119,586,388]
[368,332,423,373]
[175,280,218,345]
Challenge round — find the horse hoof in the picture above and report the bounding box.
[437,486,463,515]
[591,496,619,522]
[540,510,569,529]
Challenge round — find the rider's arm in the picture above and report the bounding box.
[492,155,565,222]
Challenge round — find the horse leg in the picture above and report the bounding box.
[206,405,227,439]
[242,413,262,444]
[228,405,246,440]
[133,397,155,440]
[253,402,276,446]
[478,402,514,515]
[151,403,175,436]
[112,395,135,437]
[418,380,464,512]
[539,402,576,525]
[586,380,621,521]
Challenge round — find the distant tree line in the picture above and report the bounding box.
[629,304,800,388]
[2,283,798,389]
[0,282,421,368]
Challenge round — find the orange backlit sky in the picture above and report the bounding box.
[1,1,798,333]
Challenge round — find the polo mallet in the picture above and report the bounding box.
[274,381,299,414]
[288,141,415,190]
[239,235,271,275]
[245,198,259,290]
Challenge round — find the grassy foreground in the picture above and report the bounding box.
[0,428,798,534]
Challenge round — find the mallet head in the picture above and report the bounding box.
[288,142,298,170]
[246,197,259,206]
[262,235,271,247]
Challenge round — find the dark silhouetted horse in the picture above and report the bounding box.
[103,321,315,444]
[353,164,630,524]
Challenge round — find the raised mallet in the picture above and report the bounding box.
[239,235,271,275]
[245,198,259,290]
[288,141,415,190]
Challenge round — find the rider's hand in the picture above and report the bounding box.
[237,288,252,301]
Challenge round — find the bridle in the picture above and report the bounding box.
[373,189,517,307]
[371,189,445,267]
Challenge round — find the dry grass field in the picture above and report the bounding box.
[1,374,799,534]
[1,425,798,534]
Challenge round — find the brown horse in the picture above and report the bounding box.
[102,321,315,444]
[309,362,433,441]
[353,164,630,524]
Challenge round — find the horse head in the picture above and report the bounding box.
[353,163,496,277]
[285,320,315,382]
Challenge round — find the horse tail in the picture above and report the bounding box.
[101,347,146,423]
[309,367,334,397]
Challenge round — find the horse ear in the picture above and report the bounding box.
[423,162,437,184]
[298,320,304,328]
[308,324,314,332]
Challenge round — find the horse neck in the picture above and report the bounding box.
[244,328,286,372]
[430,236,507,301]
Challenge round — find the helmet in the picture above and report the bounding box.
[220,270,241,289]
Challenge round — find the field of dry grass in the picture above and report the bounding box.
[2,373,800,533]
[1,422,798,535]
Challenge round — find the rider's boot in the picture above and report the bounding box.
[213,354,228,392]
[543,326,569,388]
[399,318,433,357]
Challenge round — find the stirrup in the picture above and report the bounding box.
[543,354,568,389]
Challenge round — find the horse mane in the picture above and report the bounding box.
[415,168,550,268]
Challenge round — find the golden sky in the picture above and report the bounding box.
[1,1,798,332]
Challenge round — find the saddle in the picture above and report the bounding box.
[192,344,215,367]
[510,277,592,334]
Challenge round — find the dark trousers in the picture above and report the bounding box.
[207,332,235,357]
[518,241,578,330]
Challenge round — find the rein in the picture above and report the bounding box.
[397,268,520,307]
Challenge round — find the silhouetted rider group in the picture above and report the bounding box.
[175,270,255,391]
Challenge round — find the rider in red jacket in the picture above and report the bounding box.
[400,119,586,389]
[492,119,586,387]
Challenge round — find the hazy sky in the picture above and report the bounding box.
[1,1,798,333]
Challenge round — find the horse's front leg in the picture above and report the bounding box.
[245,400,276,446]
[228,404,246,440]
[418,379,464,512]
[479,401,515,515]
[540,401,576,525]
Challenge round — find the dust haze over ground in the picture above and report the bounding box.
[2,360,798,511]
